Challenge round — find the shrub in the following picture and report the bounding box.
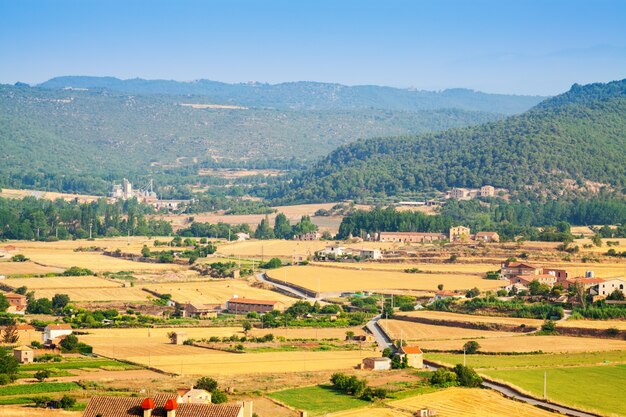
[541,320,557,333]
[463,340,480,354]
[194,376,219,392]
[430,368,458,387]
[63,266,93,276]
[11,254,28,262]
[453,364,482,387]
[34,370,51,382]
[0,374,11,386]
[211,390,228,404]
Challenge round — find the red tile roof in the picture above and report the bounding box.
[227,298,279,305]
[83,395,243,417]
[3,292,26,300]
[402,346,423,354]
[45,324,73,330]
[504,262,539,269]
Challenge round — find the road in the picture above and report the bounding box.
[255,272,318,301]
[365,314,394,350]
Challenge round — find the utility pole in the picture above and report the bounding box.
[89,224,92,239]
[543,370,547,400]
[463,346,466,366]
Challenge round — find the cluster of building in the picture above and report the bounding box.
[181,297,286,319]
[500,260,626,299]
[82,392,253,417]
[447,185,498,200]
[361,345,424,370]
[377,227,499,244]
[314,245,383,261]
[109,178,190,211]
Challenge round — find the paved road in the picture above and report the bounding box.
[365,314,394,350]
[255,272,318,301]
[424,360,599,417]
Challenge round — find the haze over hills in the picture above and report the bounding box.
[262,79,626,203]
[39,76,546,114]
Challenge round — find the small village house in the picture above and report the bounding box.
[361,356,392,371]
[182,303,221,318]
[596,279,626,298]
[433,290,460,301]
[356,248,382,260]
[235,232,250,241]
[3,292,27,315]
[315,245,346,260]
[295,232,321,241]
[500,261,542,280]
[480,185,495,197]
[564,277,605,290]
[449,226,471,242]
[43,323,73,343]
[449,188,470,199]
[171,331,188,345]
[399,346,424,368]
[378,232,446,243]
[13,346,34,364]
[227,298,285,314]
[474,231,500,243]
[177,387,212,404]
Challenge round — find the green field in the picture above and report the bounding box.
[20,358,137,372]
[484,365,626,416]
[267,385,369,416]
[425,351,626,369]
[0,382,81,396]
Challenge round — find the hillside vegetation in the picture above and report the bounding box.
[262,79,626,203]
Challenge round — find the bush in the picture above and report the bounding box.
[360,387,387,401]
[11,254,28,262]
[59,395,76,409]
[541,320,557,333]
[194,376,219,392]
[0,374,10,386]
[63,266,93,276]
[260,258,282,269]
[430,368,458,387]
[453,364,483,387]
[34,370,51,382]
[463,340,480,354]
[211,390,228,404]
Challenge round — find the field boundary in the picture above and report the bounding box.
[393,314,537,333]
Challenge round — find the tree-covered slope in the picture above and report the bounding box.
[39,76,545,115]
[263,79,626,203]
[0,84,502,190]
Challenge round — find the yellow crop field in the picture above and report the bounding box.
[33,286,149,302]
[0,188,100,203]
[5,238,183,272]
[128,349,369,375]
[0,407,82,417]
[577,238,626,253]
[315,262,498,274]
[6,276,119,289]
[380,319,516,341]
[144,279,296,305]
[0,261,63,275]
[390,388,557,417]
[248,326,366,340]
[418,335,626,353]
[330,408,411,417]
[395,311,544,327]
[268,265,506,293]
[560,319,626,331]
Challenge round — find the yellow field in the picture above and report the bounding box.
[390,388,557,417]
[560,319,626,331]
[0,188,100,203]
[418,335,626,353]
[0,407,81,417]
[248,326,366,340]
[0,261,63,275]
[315,262,498,274]
[577,238,626,254]
[380,319,517,341]
[5,238,184,273]
[6,276,119,289]
[395,311,544,327]
[34,287,149,302]
[269,265,506,293]
[82,327,371,375]
[144,279,296,305]
[330,408,411,417]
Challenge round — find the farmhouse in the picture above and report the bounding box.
[564,277,605,290]
[235,232,250,241]
[43,323,73,343]
[82,394,251,417]
[399,345,424,368]
[449,188,471,200]
[500,261,542,280]
[315,245,346,260]
[378,232,446,243]
[13,346,34,364]
[227,298,285,314]
[362,356,392,371]
[3,292,27,314]
[182,303,221,318]
[449,226,471,242]
[295,231,321,241]
[433,290,461,301]
[356,248,382,260]
[474,231,500,243]
[596,279,626,298]
[177,387,212,404]
[480,185,495,197]
[171,331,188,345]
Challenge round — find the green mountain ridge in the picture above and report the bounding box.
[38,76,545,115]
[261,79,626,203]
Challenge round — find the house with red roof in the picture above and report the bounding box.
[226,298,285,314]
[399,345,424,368]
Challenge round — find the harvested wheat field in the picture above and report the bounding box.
[314,262,498,274]
[249,326,366,340]
[329,408,411,417]
[560,319,626,330]
[144,279,296,305]
[268,265,506,293]
[6,275,119,289]
[0,261,63,275]
[577,238,626,254]
[390,388,556,417]
[0,187,100,203]
[0,407,82,417]
[128,349,370,376]
[418,335,626,353]
[395,311,544,327]
[33,286,149,302]
[380,319,517,341]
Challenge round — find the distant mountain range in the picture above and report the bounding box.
[38,76,545,115]
[261,79,626,203]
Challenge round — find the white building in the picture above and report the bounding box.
[358,249,382,260]
[597,279,626,298]
[43,324,73,343]
[362,357,392,371]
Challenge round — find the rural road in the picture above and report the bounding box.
[365,314,394,350]
[255,272,319,301]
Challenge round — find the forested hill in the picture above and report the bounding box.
[38,76,545,115]
[262,79,626,203]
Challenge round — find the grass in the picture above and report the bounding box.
[267,385,369,416]
[425,350,626,369]
[0,382,80,396]
[20,359,136,372]
[484,365,626,416]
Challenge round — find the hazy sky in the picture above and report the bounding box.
[1,0,624,95]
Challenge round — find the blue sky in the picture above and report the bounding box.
[0,0,624,95]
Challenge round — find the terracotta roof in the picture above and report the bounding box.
[475,232,498,236]
[3,292,26,300]
[0,324,34,331]
[435,290,456,297]
[228,298,279,305]
[566,277,606,285]
[504,262,539,269]
[402,346,423,354]
[83,395,243,417]
[364,357,391,362]
[45,324,73,330]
